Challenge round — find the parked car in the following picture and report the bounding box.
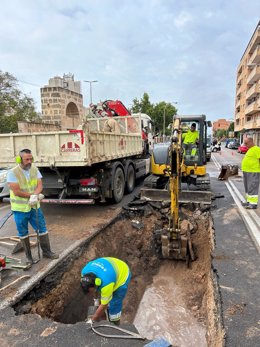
[206,143,211,161]
[0,168,10,199]
[227,141,240,149]
[225,139,233,148]
[237,144,248,154]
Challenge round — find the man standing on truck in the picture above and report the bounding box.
[81,257,131,325]
[182,122,199,157]
[241,136,260,209]
[7,148,58,264]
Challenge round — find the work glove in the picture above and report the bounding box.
[85,318,93,325]
[29,194,38,206]
[38,193,45,201]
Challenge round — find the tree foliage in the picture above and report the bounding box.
[130,92,177,134]
[0,71,39,133]
[228,122,234,132]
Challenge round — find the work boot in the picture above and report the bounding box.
[21,237,34,265]
[245,204,257,210]
[241,201,249,207]
[39,234,59,259]
[112,319,120,326]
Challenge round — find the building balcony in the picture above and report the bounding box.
[246,82,260,99]
[236,73,242,86]
[245,100,260,115]
[235,98,241,108]
[235,111,240,119]
[245,117,260,129]
[247,65,260,84]
[236,85,242,97]
[237,64,243,74]
[249,45,260,64]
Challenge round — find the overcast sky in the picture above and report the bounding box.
[0,1,259,121]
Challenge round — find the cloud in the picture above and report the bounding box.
[0,0,260,121]
[174,11,193,29]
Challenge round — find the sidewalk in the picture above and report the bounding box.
[211,174,260,346]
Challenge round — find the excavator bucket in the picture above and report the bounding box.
[218,164,239,180]
[140,188,212,205]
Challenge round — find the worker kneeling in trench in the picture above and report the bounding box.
[81,257,131,326]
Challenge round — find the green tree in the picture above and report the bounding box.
[228,122,234,132]
[0,71,38,133]
[214,129,227,139]
[152,102,177,135]
[131,92,154,115]
[130,93,178,134]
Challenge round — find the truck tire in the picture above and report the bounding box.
[125,165,135,194]
[112,167,125,203]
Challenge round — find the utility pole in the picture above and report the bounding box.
[163,102,178,140]
[84,80,98,104]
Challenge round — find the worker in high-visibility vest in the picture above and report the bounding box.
[241,136,260,209]
[182,123,199,157]
[7,148,58,264]
[81,257,131,325]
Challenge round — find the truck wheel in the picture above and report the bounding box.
[125,165,135,193]
[112,167,125,203]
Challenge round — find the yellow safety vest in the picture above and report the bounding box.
[241,146,260,173]
[182,130,199,144]
[10,165,38,212]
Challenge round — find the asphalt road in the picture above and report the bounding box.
[0,147,259,346]
[210,147,260,347]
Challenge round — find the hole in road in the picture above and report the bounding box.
[14,202,224,346]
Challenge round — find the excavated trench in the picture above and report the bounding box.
[14,201,224,346]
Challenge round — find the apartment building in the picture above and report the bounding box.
[212,118,231,133]
[235,21,260,145]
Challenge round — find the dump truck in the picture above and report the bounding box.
[0,114,150,204]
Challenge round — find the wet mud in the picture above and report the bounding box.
[14,202,224,346]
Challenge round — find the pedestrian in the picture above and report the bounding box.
[81,257,131,325]
[7,148,58,264]
[241,136,260,209]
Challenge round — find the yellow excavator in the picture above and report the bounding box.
[141,115,212,261]
[144,115,211,191]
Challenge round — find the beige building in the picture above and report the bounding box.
[235,21,260,145]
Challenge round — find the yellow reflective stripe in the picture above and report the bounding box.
[109,312,121,321]
[10,199,28,204]
[101,295,113,303]
[247,195,258,204]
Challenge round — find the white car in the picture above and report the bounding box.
[0,168,10,198]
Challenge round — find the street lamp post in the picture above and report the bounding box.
[163,102,178,138]
[84,80,98,104]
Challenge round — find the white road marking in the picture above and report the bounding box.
[212,154,260,253]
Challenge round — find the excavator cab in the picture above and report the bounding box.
[143,115,211,191]
[178,115,210,189]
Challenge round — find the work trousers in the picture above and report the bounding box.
[13,208,48,238]
[243,172,260,206]
[108,271,132,322]
[183,143,197,156]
